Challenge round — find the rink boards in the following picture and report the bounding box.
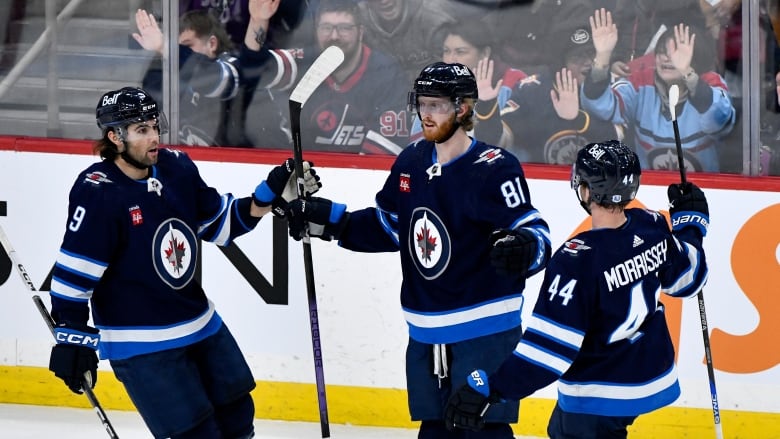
[0,139,778,438]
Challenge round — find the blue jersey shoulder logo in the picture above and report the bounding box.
[152,219,197,289]
[408,207,451,280]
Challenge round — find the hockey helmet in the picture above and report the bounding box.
[408,62,478,112]
[96,87,168,134]
[571,140,641,205]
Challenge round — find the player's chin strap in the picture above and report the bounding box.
[433,343,449,388]
[574,184,592,215]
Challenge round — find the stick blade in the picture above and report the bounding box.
[290,46,345,107]
[669,84,679,121]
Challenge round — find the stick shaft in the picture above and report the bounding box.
[670,117,722,439]
[289,101,330,438]
[0,225,120,438]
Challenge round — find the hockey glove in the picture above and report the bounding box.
[490,228,538,280]
[668,182,709,237]
[286,197,349,242]
[49,323,100,394]
[445,369,502,432]
[253,159,321,217]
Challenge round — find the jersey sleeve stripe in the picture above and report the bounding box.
[50,277,91,302]
[664,241,707,298]
[514,340,571,375]
[525,313,585,350]
[375,207,399,246]
[509,210,543,229]
[56,249,108,280]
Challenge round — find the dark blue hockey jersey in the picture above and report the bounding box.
[339,139,552,344]
[49,149,260,360]
[491,208,709,417]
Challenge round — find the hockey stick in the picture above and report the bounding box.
[0,224,119,439]
[668,84,724,439]
[288,45,344,439]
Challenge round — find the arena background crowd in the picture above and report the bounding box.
[0,0,778,176]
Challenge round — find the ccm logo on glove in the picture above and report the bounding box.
[54,326,100,348]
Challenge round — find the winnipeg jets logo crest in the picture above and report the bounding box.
[152,219,197,289]
[408,208,451,279]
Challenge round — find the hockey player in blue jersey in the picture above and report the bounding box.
[444,140,710,438]
[284,62,552,438]
[46,86,320,439]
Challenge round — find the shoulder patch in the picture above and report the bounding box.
[83,171,113,186]
[562,238,591,255]
[473,148,503,164]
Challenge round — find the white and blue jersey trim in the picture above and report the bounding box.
[403,294,523,344]
[50,249,108,302]
[557,364,681,416]
[96,300,223,360]
[664,238,707,299]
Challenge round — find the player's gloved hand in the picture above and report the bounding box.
[285,197,349,242]
[668,182,709,237]
[253,158,321,217]
[490,228,538,279]
[445,369,502,432]
[49,323,100,394]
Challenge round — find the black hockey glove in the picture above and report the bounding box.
[49,323,100,394]
[668,182,709,237]
[445,369,502,432]
[286,197,349,242]
[490,228,538,279]
[253,158,321,217]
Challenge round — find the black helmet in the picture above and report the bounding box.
[408,62,478,111]
[571,140,641,206]
[96,87,168,134]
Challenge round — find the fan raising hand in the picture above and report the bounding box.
[475,57,503,102]
[551,68,580,121]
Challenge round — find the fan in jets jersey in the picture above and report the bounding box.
[446,140,710,438]
[46,87,320,439]
[241,0,410,154]
[285,62,552,438]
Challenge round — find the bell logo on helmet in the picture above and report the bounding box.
[101,93,120,107]
[589,145,606,160]
[452,65,470,76]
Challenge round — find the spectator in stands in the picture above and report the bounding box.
[436,21,522,147]
[357,0,456,82]
[581,8,735,172]
[244,0,410,154]
[479,0,596,72]
[609,0,714,78]
[179,0,316,49]
[133,8,244,146]
[175,0,317,149]
[498,25,621,165]
[439,22,615,165]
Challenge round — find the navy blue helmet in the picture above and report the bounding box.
[96,87,168,134]
[571,140,641,206]
[408,62,478,112]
